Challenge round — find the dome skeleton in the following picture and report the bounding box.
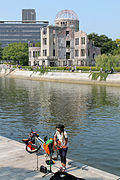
[55,10,79,21]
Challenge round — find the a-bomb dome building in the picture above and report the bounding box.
[29,10,100,67]
[55,10,79,32]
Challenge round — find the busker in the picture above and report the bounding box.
[54,124,68,172]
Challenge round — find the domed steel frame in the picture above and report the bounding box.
[55,10,79,20]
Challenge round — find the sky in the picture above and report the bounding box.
[0,0,119,40]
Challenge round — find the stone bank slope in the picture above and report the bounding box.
[1,69,120,86]
[0,136,119,180]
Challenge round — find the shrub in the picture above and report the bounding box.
[76,66,100,71]
[114,67,120,72]
[89,72,108,81]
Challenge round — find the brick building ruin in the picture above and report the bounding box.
[29,10,101,67]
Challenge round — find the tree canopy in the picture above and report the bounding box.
[2,42,28,65]
[0,43,3,60]
[96,54,119,71]
[116,39,120,47]
[88,33,117,54]
[35,42,41,47]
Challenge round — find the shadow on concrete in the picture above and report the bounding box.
[0,166,110,180]
[66,165,105,180]
[0,166,40,180]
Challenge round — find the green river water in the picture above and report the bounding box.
[0,77,120,176]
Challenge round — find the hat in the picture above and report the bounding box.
[56,124,64,129]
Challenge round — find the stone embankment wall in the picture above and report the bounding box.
[1,69,120,86]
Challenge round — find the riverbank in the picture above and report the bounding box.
[0,136,119,180]
[1,69,120,86]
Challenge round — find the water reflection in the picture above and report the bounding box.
[0,77,120,176]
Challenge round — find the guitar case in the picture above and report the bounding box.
[49,171,85,180]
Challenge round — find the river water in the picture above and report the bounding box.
[0,77,120,176]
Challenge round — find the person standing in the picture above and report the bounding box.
[54,124,68,172]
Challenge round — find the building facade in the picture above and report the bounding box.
[22,9,36,23]
[29,10,101,67]
[0,9,48,47]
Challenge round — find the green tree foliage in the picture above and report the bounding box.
[2,42,28,65]
[88,33,117,54]
[112,47,120,55]
[112,39,120,55]
[116,39,120,47]
[96,54,119,71]
[0,43,3,59]
[35,42,41,47]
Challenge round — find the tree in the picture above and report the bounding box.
[2,42,28,65]
[88,33,117,54]
[116,39,120,47]
[35,42,41,47]
[96,54,119,71]
[0,43,3,60]
[112,47,120,55]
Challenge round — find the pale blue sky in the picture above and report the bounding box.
[0,0,119,40]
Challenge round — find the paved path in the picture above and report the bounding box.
[0,136,119,180]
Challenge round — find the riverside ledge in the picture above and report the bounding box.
[1,69,120,86]
[0,135,119,180]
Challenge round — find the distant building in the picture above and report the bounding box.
[22,9,36,23]
[29,10,101,67]
[0,9,48,47]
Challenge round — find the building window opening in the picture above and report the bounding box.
[75,38,79,45]
[81,37,85,45]
[43,38,47,45]
[43,49,47,56]
[38,51,40,56]
[66,41,70,48]
[88,49,90,57]
[53,49,55,56]
[35,51,38,57]
[93,53,95,59]
[50,62,55,67]
[66,52,70,59]
[66,31,69,36]
[81,49,85,56]
[34,61,37,66]
[75,50,79,57]
[33,51,35,57]
[63,61,67,66]
[69,60,72,66]
[42,60,45,66]
[43,28,47,34]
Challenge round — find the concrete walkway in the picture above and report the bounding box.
[0,136,119,180]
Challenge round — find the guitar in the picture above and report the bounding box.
[56,140,67,149]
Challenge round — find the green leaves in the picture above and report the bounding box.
[0,43,3,59]
[2,42,29,65]
[35,42,41,47]
[90,72,108,81]
[96,54,119,71]
[88,33,117,54]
